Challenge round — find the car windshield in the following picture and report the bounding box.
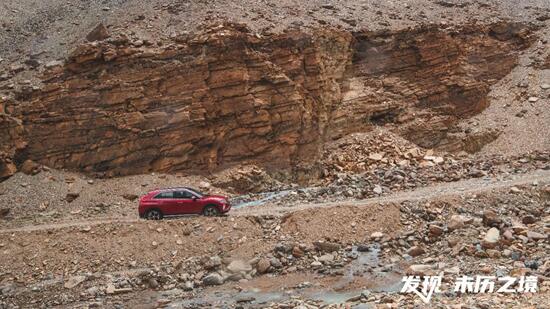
[185,187,204,198]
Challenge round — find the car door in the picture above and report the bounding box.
[153,191,178,215]
[174,190,201,214]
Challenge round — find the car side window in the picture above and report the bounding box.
[174,190,194,199]
[154,192,174,199]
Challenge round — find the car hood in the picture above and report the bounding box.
[203,195,228,202]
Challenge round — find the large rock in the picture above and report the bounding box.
[202,273,224,286]
[226,260,252,274]
[448,215,466,231]
[482,210,502,227]
[20,160,40,175]
[256,258,271,274]
[481,228,500,249]
[318,254,335,263]
[86,23,109,42]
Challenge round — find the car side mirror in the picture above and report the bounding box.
[192,196,198,201]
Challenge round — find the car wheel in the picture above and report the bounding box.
[145,209,163,220]
[203,205,220,217]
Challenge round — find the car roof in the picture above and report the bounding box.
[149,187,196,194]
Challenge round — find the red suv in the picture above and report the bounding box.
[138,187,231,220]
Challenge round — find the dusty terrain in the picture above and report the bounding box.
[0,0,549,308]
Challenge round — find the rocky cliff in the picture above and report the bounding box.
[0,22,534,178]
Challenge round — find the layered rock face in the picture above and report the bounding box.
[334,22,531,149]
[1,22,532,177]
[0,102,25,179]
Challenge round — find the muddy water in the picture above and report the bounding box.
[168,244,404,308]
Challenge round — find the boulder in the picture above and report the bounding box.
[226,260,252,274]
[86,23,109,42]
[202,273,224,286]
[20,160,40,175]
[256,258,271,274]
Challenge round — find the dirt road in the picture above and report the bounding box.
[3,168,548,233]
[236,168,550,216]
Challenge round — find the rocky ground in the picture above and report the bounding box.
[0,166,548,308]
[0,0,549,308]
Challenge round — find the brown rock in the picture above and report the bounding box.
[182,226,193,236]
[122,193,139,201]
[0,208,10,218]
[313,240,340,253]
[256,258,271,274]
[20,160,40,175]
[1,24,533,177]
[292,246,304,258]
[407,246,426,257]
[65,192,80,203]
[486,249,501,258]
[428,225,444,236]
[447,237,460,247]
[482,210,501,227]
[86,23,109,42]
[0,161,17,179]
[448,215,466,231]
[521,215,537,224]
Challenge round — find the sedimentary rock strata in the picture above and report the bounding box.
[1,22,533,177]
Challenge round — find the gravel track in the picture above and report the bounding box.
[3,168,548,233]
